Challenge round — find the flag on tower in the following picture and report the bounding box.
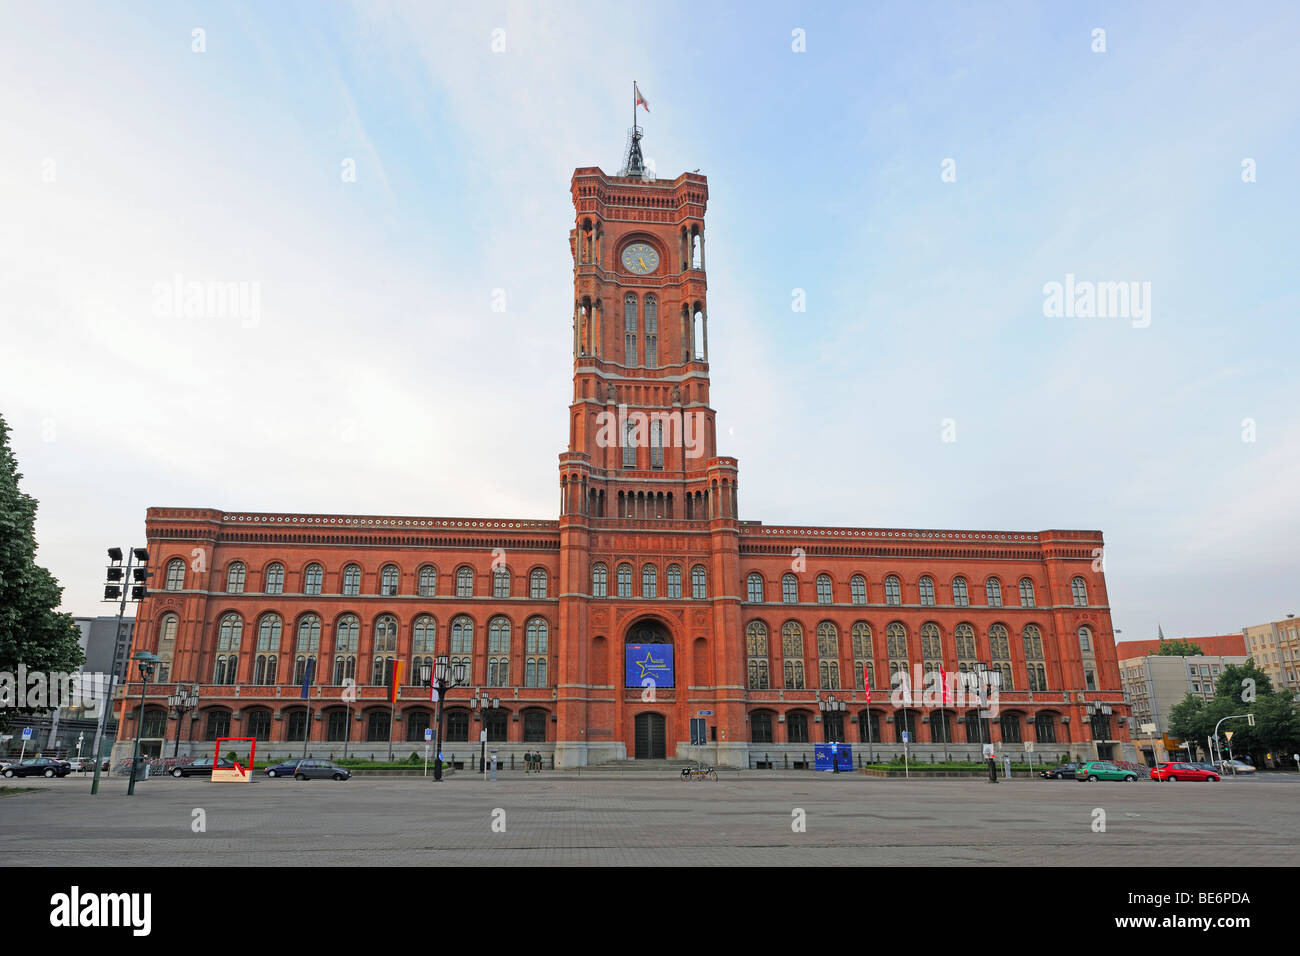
[634,82,650,112]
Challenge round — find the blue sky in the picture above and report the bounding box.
[2,1,1297,643]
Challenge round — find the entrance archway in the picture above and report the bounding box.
[635,712,666,759]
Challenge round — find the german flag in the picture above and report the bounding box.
[389,659,404,704]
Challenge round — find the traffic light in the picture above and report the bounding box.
[104,585,121,600]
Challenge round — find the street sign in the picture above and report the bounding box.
[697,710,713,716]
[982,743,995,758]
[22,727,32,740]
[901,731,910,743]
[479,730,487,742]
[424,728,433,742]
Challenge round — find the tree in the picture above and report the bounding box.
[0,414,86,734]
[1168,694,1208,749]
[1155,638,1204,657]
[1213,661,1273,703]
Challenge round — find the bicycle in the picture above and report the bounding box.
[680,766,718,781]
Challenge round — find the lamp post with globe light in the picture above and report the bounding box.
[421,656,468,782]
[126,651,160,796]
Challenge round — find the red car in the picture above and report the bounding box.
[1149,761,1220,782]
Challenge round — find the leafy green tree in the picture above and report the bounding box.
[0,414,86,734]
[1155,638,1204,657]
[1214,660,1273,703]
[1250,693,1300,763]
[1168,694,1208,748]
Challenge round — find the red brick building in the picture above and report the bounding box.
[118,150,1131,768]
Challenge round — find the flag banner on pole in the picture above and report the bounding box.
[863,665,871,702]
[299,657,315,699]
[940,667,951,706]
[389,659,404,704]
[634,82,649,112]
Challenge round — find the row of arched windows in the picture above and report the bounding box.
[745,572,1091,608]
[164,558,550,600]
[743,619,1094,692]
[167,610,551,689]
[591,562,708,599]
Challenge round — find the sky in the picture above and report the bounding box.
[1,1,1297,645]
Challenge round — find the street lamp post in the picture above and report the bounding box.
[974,662,997,783]
[167,684,200,757]
[93,546,150,797]
[472,692,502,778]
[423,656,468,782]
[126,651,160,796]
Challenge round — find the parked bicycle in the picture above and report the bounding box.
[681,766,718,781]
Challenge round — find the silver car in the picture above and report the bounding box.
[1218,759,1257,774]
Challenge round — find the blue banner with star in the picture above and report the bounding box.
[624,644,675,688]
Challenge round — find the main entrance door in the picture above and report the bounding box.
[634,712,666,759]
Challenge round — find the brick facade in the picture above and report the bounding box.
[116,161,1132,768]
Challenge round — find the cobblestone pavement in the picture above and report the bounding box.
[3,773,1297,866]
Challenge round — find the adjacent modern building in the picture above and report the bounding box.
[1241,616,1300,697]
[114,135,1132,768]
[1117,635,1248,765]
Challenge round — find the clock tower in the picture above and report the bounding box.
[552,138,745,767]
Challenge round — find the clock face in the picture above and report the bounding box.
[621,242,660,275]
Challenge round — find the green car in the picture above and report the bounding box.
[1074,760,1138,782]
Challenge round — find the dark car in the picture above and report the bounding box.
[290,759,351,781]
[1040,762,1081,779]
[2,757,72,778]
[265,760,303,778]
[170,756,236,778]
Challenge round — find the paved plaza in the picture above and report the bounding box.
[3,772,1297,866]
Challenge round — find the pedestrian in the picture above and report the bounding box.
[535,750,543,773]
[526,751,533,773]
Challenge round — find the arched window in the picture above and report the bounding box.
[373,615,397,654]
[165,558,186,591]
[985,578,1002,607]
[850,575,866,605]
[225,562,246,593]
[413,615,437,654]
[623,419,637,468]
[884,575,901,606]
[746,621,769,689]
[641,564,657,598]
[747,573,764,603]
[750,711,774,743]
[255,614,281,685]
[529,568,548,599]
[214,613,242,684]
[644,293,658,367]
[405,710,432,743]
[246,709,272,741]
[492,566,510,599]
[381,565,400,596]
[487,617,511,686]
[851,623,872,688]
[1071,576,1089,607]
[952,576,969,607]
[523,710,547,742]
[666,564,682,599]
[817,622,840,689]
[456,566,474,597]
[886,622,908,678]
[781,573,798,603]
[445,709,469,742]
[624,292,638,365]
[1024,625,1047,691]
[303,563,323,595]
[918,576,936,606]
[158,612,179,644]
[333,615,359,685]
[782,622,804,689]
[691,565,707,600]
[955,623,976,663]
[1035,713,1057,743]
[1019,577,1035,607]
[616,563,633,598]
[649,419,664,469]
[816,574,832,604]
[342,564,361,596]
[1000,713,1022,744]
[989,624,1012,690]
[525,618,549,688]
[264,562,284,594]
[418,565,438,597]
[293,614,320,684]
[1078,626,1093,654]
[451,616,474,676]
[591,563,608,598]
[786,711,809,743]
[921,623,942,664]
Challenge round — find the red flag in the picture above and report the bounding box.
[634,82,650,113]
[389,659,404,704]
[941,667,951,706]
[863,664,871,702]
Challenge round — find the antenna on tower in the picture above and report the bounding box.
[621,127,645,178]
